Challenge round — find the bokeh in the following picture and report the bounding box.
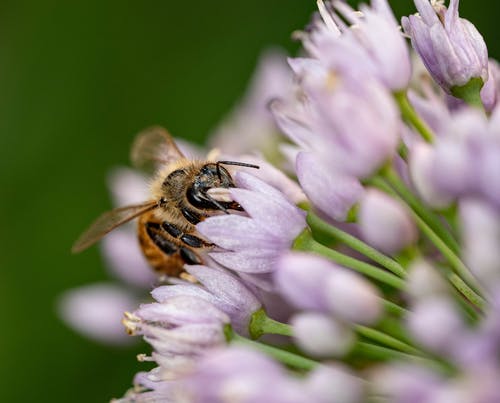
[0,1,498,401]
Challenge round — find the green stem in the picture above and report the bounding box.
[382,166,460,255]
[413,214,484,306]
[382,299,408,317]
[349,342,453,374]
[250,312,423,360]
[354,325,422,355]
[370,176,485,308]
[307,212,406,278]
[231,333,318,371]
[447,272,485,311]
[249,309,293,339]
[294,230,406,290]
[394,91,435,143]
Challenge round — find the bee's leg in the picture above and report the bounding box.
[161,221,214,248]
[146,222,178,255]
[180,233,214,248]
[180,247,203,265]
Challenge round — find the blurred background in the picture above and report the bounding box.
[0,1,499,401]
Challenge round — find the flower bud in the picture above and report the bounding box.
[291,312,355,357]
[358,189,417,254]
[402,0,488,94]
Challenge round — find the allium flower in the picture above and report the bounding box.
[358,188,417,254]
[123,295,229,372]
[411,107,500,208]
[273,66,400,180]
[197,172,306,274]
[275,252,382,325]
[460,199,500,291]
[209,49,293,157]
[291,313,355,357]
[59,284,138,345]
[402,0,489,94]
[151,264,262,334]
[65,2,500,402]
[306,0,411,91]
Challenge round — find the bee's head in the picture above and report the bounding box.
[188,161,259,212]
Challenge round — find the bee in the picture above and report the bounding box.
[72,126,258,279]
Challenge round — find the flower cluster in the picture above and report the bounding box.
[65,1,500,402]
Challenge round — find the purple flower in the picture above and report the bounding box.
[460,199,500,291]
[296,151,364,222]
[481,59,500,112]
[305,364,365,403]
[358,188,417,254]
[272,69,399,180]
[402,0,488,93]
[409,141,455,209]
[405,259,449,300]
[291,312,355,357]
[58,284,138,345]
[307,0,411,91]
[197,172,306,274]
[182,347,311,403]
[275,252,382,325]
[407,296,465,355]
[151,264,262,335]
[209,49,293,156]
[123,296,229,372]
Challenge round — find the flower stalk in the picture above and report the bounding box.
[293,229,406,290]
[307,211,406,278]
[249,308,293,339]
[394,91,435,143]
[229,329,318,371]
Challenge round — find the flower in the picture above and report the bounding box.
[275,252,382,324]
[296,151,364,222]
[402,0,489,93]
[273,65,400,180]
[58,284,138,345]
[123,295,229,373]
[305,0,411,91]
[291,312,355,357]
[151,264,262,334]
[197,172,306,274]
[358,188,417,254]
[209,49,293,158]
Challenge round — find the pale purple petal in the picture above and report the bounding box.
[58,284,136,345]
[274,252,334,311]
[325,268,382,325]
[101,228,156,288]
[407,296,464,354]
[403,0,488,92]
[136,296,229,326]
[107,167,149,206]
[296,152,363,222]
[306,364,364,403]
[291,312,355,357]
[358,188,417,255]
[409,141,454,209]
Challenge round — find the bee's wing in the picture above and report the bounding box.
[72,201,158,253]
[130,126,185,172]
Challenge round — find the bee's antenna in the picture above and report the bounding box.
[217,161,260,169]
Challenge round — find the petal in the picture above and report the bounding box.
[101,228,156,288]
[58,283,136,345]
[291,312,355,357]
[297,152,363,222]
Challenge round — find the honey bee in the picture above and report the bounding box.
[72,126,258,278]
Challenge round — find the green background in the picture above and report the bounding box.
[0,1,498,401]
